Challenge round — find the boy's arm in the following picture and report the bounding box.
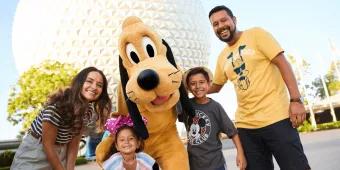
[231,134,247,170]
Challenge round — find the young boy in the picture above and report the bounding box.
[183,66,247,170]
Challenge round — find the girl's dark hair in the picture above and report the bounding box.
[185,67,211,87]
[46,67,112,135]
[114,125,144,153]
[208,5,234,18]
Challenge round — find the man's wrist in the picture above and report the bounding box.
[290,96,304,104]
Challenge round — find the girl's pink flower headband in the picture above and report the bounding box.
[105,115,147,134]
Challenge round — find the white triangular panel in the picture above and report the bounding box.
[13,0,210,109]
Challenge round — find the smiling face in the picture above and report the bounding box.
[81,71,104,102]
[115,128,141,155]
[209,10,236,43]
[188,73,210,100]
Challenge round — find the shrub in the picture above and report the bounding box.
[0,150,15,167]
[297,120,340,132]
[76,156,88,165]
[297,120,314,132]
[317,121,340,130]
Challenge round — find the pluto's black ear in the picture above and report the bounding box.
[119,57,149,139]
[178,82,195,129]
[162,39,177,68]
[162,39,195,123]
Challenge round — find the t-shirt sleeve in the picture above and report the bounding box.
[42,105,63,127]
[216,102,237,138]
[254,27,284,60]
[213,48,229,85]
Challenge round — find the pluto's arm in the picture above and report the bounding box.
[116,82,129,116]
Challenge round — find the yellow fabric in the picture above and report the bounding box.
[214,27,289,128]
[96,16,189,170]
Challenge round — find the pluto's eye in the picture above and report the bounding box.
[142,36,157,58]
[126,43,140,64]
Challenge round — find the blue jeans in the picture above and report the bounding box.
[238,118,310,170]
[85,133,104,159]
[101,130,110,140]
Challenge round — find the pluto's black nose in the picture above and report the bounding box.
[137,69,159,90]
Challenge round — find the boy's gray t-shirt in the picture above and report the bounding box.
[187,98,237,170]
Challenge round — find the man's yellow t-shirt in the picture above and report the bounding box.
[213,27,289,129]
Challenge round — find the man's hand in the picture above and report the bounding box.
[289,102,306,128]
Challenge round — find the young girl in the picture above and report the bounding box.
[102,115,158,170]
[11,67,111,170]
[183,66,247,170]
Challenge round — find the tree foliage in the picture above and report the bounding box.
[7,60,78,133]
[287,54,318,104]
[312,60,340,98]
[326,60,340,95]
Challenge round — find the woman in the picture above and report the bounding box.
[11,67,112,170]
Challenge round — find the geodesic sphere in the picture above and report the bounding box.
[12,0,210,108]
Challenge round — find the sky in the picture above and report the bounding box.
[1,0,339,140]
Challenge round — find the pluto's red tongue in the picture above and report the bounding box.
[151,96,169,105]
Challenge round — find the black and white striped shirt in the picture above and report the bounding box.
[30,105,73,144]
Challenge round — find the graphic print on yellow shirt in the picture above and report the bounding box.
[227,45,250,91]
[213,27,289,129]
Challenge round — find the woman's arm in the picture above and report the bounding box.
[42,122,65,170]
[231,134,247,170]
[66,133,82,170]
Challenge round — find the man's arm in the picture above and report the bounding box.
[271,53,306,128]
[208,83,223,94]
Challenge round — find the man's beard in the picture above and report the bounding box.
[216,25,236,43]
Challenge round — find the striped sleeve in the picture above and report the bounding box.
[42,105,63,127]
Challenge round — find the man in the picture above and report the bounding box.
[208,5,310,170]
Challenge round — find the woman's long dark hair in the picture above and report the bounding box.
[46,67,111,134]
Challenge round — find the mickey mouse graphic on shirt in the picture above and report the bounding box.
[188,110,211,145]
[227,45,250,90]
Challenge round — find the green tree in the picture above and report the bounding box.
[326,60,340,95]
[287,55,319,102]
[7,60,78,135]
[313,60,340,98]
[312,78,325,98]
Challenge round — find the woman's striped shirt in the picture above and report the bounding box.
[29,105,73,144]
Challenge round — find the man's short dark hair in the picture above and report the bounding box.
[208,5,234,18]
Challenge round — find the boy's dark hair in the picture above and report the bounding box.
[208,5,234,18]
[185,67,211,87]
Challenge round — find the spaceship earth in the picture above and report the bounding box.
[12,0,210,107]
